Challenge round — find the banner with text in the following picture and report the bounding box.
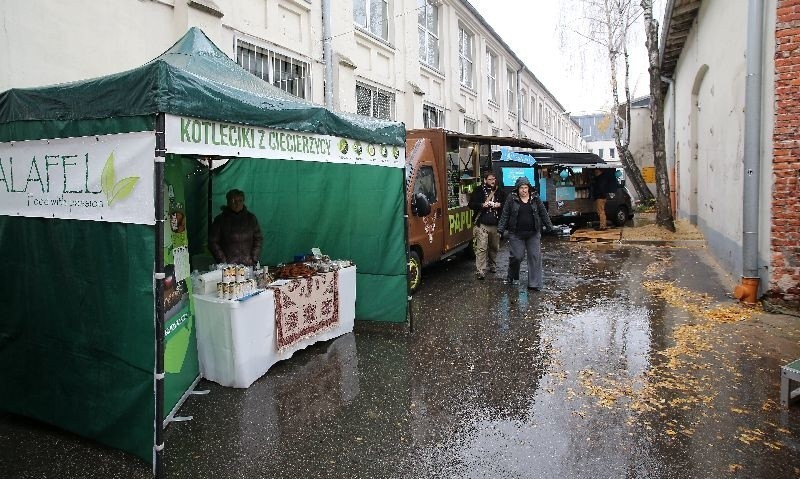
[165,114,404,168]
[0,132,155,225]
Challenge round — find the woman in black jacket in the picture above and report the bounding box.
[497,176,554,290]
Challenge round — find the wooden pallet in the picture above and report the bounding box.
[569,227,623,243]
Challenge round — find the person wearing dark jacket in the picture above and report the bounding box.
[468,171,506,279]
[591,168,618,230]
[497,176,554,290]
[209,189,263,265]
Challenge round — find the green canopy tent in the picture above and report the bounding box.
[0,28,407,475]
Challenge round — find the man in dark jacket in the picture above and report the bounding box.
[469,171,506,279]
[209,189,263,265]
[591,168,618,230]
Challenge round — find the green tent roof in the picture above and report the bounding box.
[0,27,404,146]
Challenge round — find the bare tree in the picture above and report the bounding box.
[641,0,675,231]
[559,0,654,203]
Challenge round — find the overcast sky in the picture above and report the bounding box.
[466,0,664,115]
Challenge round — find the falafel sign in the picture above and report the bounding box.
[165,114,404,168]
[0,132,155,225]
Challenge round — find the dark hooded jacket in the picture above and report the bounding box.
[209,206,263,265]
[497,176,554,235]
[468,183,506,226]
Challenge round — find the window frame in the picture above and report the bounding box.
[236,39,310,99]
[486,50,498,103]
[417,0,439,69]
[464,117,477,134]
[506,68,516,115]
[458,25,474,89]
[355,81,396,120]
[354,0,390,41]
[422,103,445,128]
[520,89,527,121]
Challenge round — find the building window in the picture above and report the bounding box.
[520,90,527,121]
[423,104,444,128]
[236,41,309,99]
[598,148,604,158]
[491,127,500,137]
[538,104,543,129]
[486,50,498,103]
[356,82,395,120]
[506,69,515,114]
[464,118,476,134]
[354,0,389,40]
[609,148,615,158]
[458,25,474,89]
[417,0,439,69]
[531,96,537,126]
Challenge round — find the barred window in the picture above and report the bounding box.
[464,118,476,134]
[356,82,395,120]
[417,0,439,69]
[236,41,309,99]
[423,104,444,128]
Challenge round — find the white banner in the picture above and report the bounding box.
[165,114,405,168]
[0,131,155,225]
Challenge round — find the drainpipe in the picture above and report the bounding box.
[516,68,523,138]
[734,0,764,304]
[322,0,334,108]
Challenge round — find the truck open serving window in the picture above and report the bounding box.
[446,138,479,209]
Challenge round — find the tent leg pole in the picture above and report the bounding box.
[154,113,166,479]
[403,163,414,333]
[207,159,213,238]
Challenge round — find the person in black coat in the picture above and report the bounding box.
[591,168,618,230]
[469,171,506,279]
[497,176,554,290]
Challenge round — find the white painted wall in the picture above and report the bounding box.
[0,0,582,150]
[664,0,776,287]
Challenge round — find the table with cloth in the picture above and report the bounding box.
[193,266,356,388]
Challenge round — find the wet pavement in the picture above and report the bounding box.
[1,237,799,478]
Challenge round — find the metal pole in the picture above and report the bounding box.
[742,0,764,279]
[322,0,334,108]
[153,113,166,478]
[207,159,213,238]
[403,163,413,332]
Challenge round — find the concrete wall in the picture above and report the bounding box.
[628,105,655,199]
[664,0,776,291]
[0,0,583,151]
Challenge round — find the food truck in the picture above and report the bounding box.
[404,129,548,292]
[492,151,635,227]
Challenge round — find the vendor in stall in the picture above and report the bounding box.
[209,189,263,265]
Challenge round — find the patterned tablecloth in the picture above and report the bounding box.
[270,271,339,351]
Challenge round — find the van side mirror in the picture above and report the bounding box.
[411,192,432,217]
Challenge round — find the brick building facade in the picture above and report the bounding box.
[771,0,800,303]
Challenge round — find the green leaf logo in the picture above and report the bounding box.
[101,152,140,207]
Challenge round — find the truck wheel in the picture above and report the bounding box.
[614,206,629,227]
[408,251,422,294]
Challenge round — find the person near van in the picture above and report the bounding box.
[591,168,617,230]
[497,176,554,290]
[209,189,263,266]
[469,171,506,279]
